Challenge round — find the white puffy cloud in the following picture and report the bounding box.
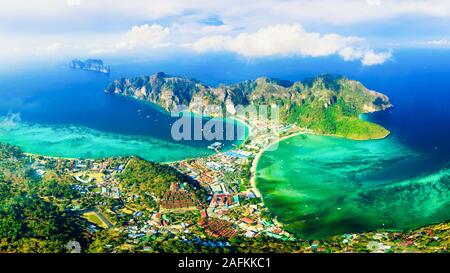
[0,21,393,66]
[117,24,171,50]
[193,24,391,65]
[361,50,393,66]
[194,24,360,57]
[339,47,364,61]
[0,33,117,62]
[339,47,392,66]
[201,24,234,34]
[9,1,450,64]
[2,0,450,31]
[90,24,171,54]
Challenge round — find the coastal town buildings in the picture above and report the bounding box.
[20,118,449,253]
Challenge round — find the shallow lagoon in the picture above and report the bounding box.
[0,66,247,161]
[0,121,219,161]
[1,51,450,237]
[256,134,450,239]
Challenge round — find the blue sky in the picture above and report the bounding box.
[1,0,450,66]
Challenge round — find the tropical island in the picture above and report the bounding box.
[0,72,448,253]
[105,72,391,140]
[0,143,448,253]
[69,59,111,74]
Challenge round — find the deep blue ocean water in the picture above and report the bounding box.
[0,49,449,236]
[0,48,449,166]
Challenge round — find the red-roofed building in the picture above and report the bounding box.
[201,210,208,219]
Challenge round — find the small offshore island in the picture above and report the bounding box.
[0,72,448,253]
[69,59,111,74]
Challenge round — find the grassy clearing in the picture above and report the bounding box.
[83,211,108,229]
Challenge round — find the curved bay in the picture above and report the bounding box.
[256,134,450,239]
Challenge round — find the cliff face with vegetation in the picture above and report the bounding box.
[69,59,110,74]
[105,72,392,140]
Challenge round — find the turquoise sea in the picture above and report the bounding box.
[253,49,450,238]
[256,134,450,238]
[1,49,449,238]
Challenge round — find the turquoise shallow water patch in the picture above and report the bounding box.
[0,119,216,162]
[256,134,450,239]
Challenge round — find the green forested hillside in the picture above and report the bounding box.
[119,158,207,204]
[106,73,391,140]
[0,144,87,253]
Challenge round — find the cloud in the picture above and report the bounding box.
[3,0,450,34]
[426,39,450,46]
[410,39,450,47]
[66,0,81,7]
[339,47,392,66]
[0,20,392,67]
[361,50,393,66]
[366,0,382,6]
[4,0,450,62]
[117,24,171,50]
[90,24,171,54]
[0,39,67,55]
[193,24,392,65]
[201,24,234,34]
[40,42,65,52]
